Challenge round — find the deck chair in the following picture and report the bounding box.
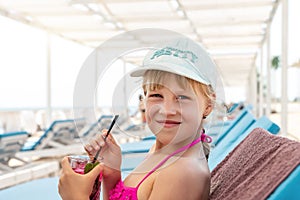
[79,115,128,145]
[227,102,240,113]
[17,116,124,162]
[121,139,155,154]
[0,160,59,190]
[142,135,156,141]
[121,153,148,171]
[80,115,113,138]
[0,131,28,171]
[208,115,280,170]
[51,118,86,145]
[113,119,151,142]
[119,138,155,171]
[208,109,257,170]
[203,102,245,140]
[210,128,300,200]
[204,121,231,143]
[212,106,253,147]
[21,119,85,151]
[268,165,300,199]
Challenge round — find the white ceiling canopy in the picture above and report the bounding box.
[0,0,279,88]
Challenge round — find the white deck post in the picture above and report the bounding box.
[281,0,288,135]
[95,49,98,108]
[251,65,258,117]
[46,33,52,126]
[259,49,264,117]
[266,32,271,117]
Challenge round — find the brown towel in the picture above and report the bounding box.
[210,128,300,200]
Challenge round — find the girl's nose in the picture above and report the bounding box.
[159,99,177,115]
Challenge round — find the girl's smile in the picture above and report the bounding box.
[156,119,182,128]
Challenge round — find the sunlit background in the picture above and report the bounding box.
[0,0,299,136]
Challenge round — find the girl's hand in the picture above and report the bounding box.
[84,129,122,175]
[58,157,103,200]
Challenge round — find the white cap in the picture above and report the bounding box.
[130,37,218,91]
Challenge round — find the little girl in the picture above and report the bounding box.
[59,37,218,200]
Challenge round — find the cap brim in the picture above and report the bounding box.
[130,64,211,87]
[130,65,171,77]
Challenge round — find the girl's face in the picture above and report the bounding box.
[144,73,209,146]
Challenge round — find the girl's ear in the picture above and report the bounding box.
[203,103,213,118]
[203,93,215,117]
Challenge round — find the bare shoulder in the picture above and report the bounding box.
[168,157,210,186]
[149,158,210,200]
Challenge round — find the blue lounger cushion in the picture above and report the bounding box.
[205,121,230,142]
[213,106,253,146]
[121,155,146,171]
[0,131,28,138]
[142,135,156,141]
[208,110,256,170]
[121,139,155,154]
[268,165,300,199]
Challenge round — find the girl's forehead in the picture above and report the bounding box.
[164,74,193,89]
[152,77,194,93]
[143,71,198,94]
[157,73,187,85]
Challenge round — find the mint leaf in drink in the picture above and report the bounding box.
[84,162,99,174]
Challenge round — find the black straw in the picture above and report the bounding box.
[92,115,119,163]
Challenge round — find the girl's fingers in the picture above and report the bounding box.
[101,129,108,136]
[87,134,105,151]
[84,129,121,163]
[84,144,92,153]
[100,129,118,147]
[96,134,106,145]
[90,139,100,150]
[107,134,117,145]
[60,156,74,174]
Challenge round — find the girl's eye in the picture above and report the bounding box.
[177,95,189,100]
[148,93,163,98]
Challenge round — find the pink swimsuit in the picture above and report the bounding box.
[109,134,211,200]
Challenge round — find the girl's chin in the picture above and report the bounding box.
[151,123,180,131]
[151,128,179,138]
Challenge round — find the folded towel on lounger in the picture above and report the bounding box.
[210,128,300,200]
